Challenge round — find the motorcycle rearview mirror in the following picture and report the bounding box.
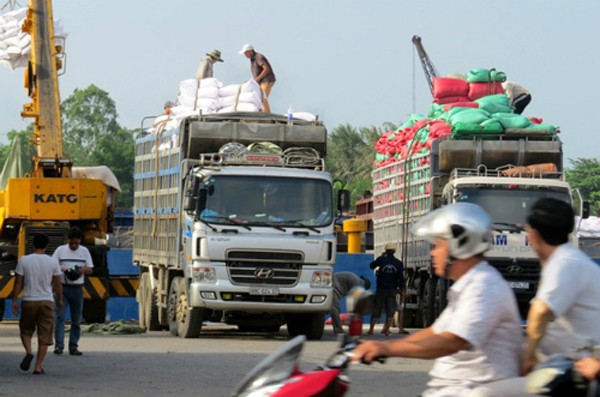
[345,287,374,316]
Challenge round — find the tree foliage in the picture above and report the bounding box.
[326,123,384,207]
[60,85,134,208]
[565,158,600,215]
[61,84,120,166]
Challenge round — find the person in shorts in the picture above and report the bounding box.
[12,233,63,374]
[367,242,405,336]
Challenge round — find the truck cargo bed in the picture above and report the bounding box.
[181,113,327,158]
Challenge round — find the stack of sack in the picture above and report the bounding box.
[149,78,265,134]
[374,67,559,168]
[0,7,66,70]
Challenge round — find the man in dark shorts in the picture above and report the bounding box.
[12,233,63,374]
[367,242,405,336]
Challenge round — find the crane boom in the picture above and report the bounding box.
[21,0,70,177]
[412,35,440,95]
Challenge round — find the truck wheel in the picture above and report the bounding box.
[285,313,324,340]
[175,279,203,338]
[304,313,325,340]
[167,277,182,336]
[83,299,107,324]
[0,299,5,321]
[285,314,302,337]
[420,278,442,327]
[141,273,160,331]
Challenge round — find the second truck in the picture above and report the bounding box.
[134,112,339,339]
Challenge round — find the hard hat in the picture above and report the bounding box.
[411,203,491,259]
[384,242,396,251]
[238,44,254,54]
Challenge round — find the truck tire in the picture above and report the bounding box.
[175,279,203,338]
[421,277,446,327]
[83,299,107,324]
[0,299,5,321]
[304,313,325,340]
[285,313,325,340]
[140,273,160,331]
[167,277,182,336]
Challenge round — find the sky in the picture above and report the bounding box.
[1,0,599,163]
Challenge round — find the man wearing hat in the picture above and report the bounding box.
[367,242,407,336]
[239,44,276,113]
[196,49,224,80]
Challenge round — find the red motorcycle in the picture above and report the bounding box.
[230,288,381,397]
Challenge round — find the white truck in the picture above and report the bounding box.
[372,133,582,327]
[133,112,338,339]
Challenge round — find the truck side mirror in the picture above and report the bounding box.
[338,189,350,213]
[183,177,201,211]
[582,201,590,219]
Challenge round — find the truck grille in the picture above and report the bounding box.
[226,250,303,286]
[488,259,540,280]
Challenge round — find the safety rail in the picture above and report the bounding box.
[198,150,325,170]
[449,164,565,181]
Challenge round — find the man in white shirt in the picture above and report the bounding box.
[468,198,600,396]
[12,233,62,374]
[53,226,94,356]
[353,203,522,396]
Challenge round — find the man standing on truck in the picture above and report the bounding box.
[366,243,406,336]
[53,226,94,356]
[195,49,224,80]
[239,43,276,113]
[12,234,62,374]
[468,198,600,397]
[353,203,523,397]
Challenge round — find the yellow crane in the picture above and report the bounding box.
[0,0,119,322]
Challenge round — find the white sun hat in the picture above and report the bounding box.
[238,44,254,54]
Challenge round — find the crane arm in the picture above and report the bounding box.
[412,35,440,95]
[21,0,70,177]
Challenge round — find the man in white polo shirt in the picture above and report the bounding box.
[53,226,94,356]
[353,203,522,397]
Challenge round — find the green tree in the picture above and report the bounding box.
[0,127,34,173]
[61,85,133,209]
[61,84,120,166]
[326,123,383,207]
[565,158,600,215]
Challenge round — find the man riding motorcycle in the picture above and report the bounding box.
[353,203,523,396]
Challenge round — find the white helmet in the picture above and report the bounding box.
[411,203,492,259]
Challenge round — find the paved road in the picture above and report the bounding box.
[0,321,431,397]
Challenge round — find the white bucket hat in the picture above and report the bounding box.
[238,44,254,54]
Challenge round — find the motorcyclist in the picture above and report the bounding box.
[352,203,523,397]
[468,198,600,397]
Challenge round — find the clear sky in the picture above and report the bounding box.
[1,0,598,162]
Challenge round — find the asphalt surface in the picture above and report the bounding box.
[0,321,431,397]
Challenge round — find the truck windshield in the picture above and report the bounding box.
[456,186,571,228]
[198,175,333,227]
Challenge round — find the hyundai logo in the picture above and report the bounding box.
[506,265,523,274]
[254,268,275,279]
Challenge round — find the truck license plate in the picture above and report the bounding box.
[508,282,529,290]
[249,287,280,296]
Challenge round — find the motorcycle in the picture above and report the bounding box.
[230,287,381,397]
[526,347,599,397]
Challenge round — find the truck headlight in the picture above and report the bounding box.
[311,271,332,287]
[192,266,217,284]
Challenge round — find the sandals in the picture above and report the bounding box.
[33,369,46,375]
[20,353,34,371]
